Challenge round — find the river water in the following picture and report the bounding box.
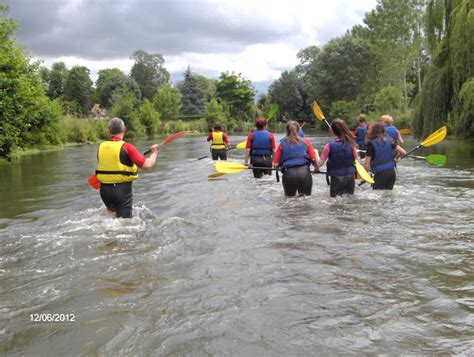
[0,133,473,355]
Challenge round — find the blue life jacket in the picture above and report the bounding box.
[280,138,310,169]
[327,140,356,177]
[385,125,399,144]
[370,137,396,174]
[298,128,304,137]
[356,125,367,146]
[251,130,273,156]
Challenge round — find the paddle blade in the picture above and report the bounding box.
[421,126,447,147]
[160,130,193,146]
[426,154,447,166]
[235,140,247,149]
[208,172,226,179]
[399,128,412,135]
[215,162,248,174]
[267,103,279,120]
[88,174,101,190]
[312,100,325,121]
[354,160,374,184]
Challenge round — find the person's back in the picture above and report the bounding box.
[244,118,275,178]
[315,118,357,197]
[96,118,158,218]
[274,121,316,196]
[381,114,403,145]
[207,123,230,160]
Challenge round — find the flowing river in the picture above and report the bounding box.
[0,133,473,355]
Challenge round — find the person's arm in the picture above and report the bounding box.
[207,132,213,142]
[270,133,276,159]
[315,143,330,167]
[303,138,316,167]
[273,143,282,170]
[395,144,406,156]
[223,132,231,148]
[244,149,251,166]
[397,130,404,145]
[243,133,253,166]
[364,143,374,171]
[142,144,159,170]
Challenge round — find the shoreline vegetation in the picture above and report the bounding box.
[0,112,424,164]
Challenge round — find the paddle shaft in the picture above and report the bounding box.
[197,147,237,160]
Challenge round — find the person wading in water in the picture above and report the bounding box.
[315,118,358,197]
[207,123,231,160]
[95,118,158,218]
[274,121,317,196]
[244,117,276,178]
[364,122,407,190]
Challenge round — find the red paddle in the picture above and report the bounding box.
[88,131,193,189]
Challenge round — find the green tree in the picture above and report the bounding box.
[215,72,255,120]
[47,62,68,99]
[0,4,60,158]
[204,98,229,129]
[138,99,161,137]
[268,70,310,122]
[153,84,181,121]
[63,65,93,115]
[414,0,473,138]
[330,100,358,127]
[96,69,141,108]
[374,85,404,112]
[130,49,169,100]
[195,75,217,102]
[110,89,144,138]
[178,67,206,117]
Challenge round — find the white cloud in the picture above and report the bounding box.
[12,0,377,85]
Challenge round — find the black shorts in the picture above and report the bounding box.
[329,174,355,197]
[100,182,133,218]
[373,168,396,190]
[282,165,312,196]
[250,155,272,178]
[211,148,227,161]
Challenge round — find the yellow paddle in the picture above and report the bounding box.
[215,162,326,175]
[399,128,412,135]
[312,100,331,129]
[402,126,447,157]
[312,99,373,183]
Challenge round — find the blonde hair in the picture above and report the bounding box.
[380,114,393,126]
[285,120,301,145]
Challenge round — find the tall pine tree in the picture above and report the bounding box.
[178,67,205,117]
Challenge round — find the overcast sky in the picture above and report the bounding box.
[5,0,376,93]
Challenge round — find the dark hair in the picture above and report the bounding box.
[255,117,267,130]
[330,118,356,147]
[286,120,301,144]
[213,123,222,131]
[366,122,391,143]
[108,117,126,134]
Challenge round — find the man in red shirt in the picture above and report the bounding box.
[95,118,158,218]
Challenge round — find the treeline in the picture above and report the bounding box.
[265,0,473,138]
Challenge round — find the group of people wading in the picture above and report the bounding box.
[208,115,407,197]
[95,115,407,218]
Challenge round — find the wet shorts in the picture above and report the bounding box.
[100,182,133,218]
[211,148,227,161]
[251,155,273,178]
[282,165,312,196]
[373,168,396,190]
[329,174,355,197]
